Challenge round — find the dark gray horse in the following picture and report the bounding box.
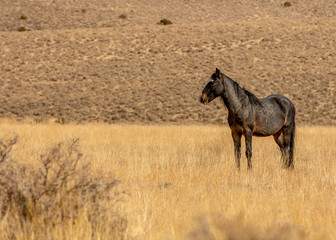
[199,68,295,169]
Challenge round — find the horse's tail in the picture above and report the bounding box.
[289,110,295,169]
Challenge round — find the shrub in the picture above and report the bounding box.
[0,137,127,239]
[284,2,292,7]
[19,15,27,20]
[18,27,29,32]
[158,18,173,25]
[119,14,127,19]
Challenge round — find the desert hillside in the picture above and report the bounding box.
[0,0,335,125]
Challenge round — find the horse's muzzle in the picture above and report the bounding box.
[198,95,208,105]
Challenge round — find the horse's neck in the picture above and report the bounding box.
[221,75,247,115]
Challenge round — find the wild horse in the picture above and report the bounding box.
[199,68,296,169]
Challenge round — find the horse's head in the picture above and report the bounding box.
[199,68,224,105]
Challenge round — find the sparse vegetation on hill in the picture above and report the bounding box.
[19,15,27,20]
[284,2,292,7]
[17,26,29,32]
[1,21,336,124]
[119,14,127,19]
[0,0,335,125]
[158,18,173,25]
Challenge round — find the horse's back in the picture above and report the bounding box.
[253,94,295,135]
[264,94,295,124]
[263,95,295,117]
[264,94,294,106]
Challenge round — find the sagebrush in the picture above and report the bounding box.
[0,137,127,239]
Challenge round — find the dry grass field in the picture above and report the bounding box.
[0,123,335,239]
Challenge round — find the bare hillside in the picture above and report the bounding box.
[0,0,335,125]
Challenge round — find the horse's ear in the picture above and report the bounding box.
[216,68,221,77]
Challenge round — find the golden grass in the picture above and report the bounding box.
[0,123,335,239]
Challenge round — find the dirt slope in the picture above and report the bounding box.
[0,0,335,125]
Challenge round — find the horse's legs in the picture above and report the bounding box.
[282,125,295,169]
[245,130,253,169]
[231,131,242,169]
[273,129,286,164]
[283,125,295,169]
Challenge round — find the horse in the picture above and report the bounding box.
[199,68,296,169]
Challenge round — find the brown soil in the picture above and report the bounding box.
[0,0,335,125]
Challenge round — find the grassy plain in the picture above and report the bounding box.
[0,122,335,239]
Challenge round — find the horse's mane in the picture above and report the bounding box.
[222,74,261,106]
[243,88,262,106]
